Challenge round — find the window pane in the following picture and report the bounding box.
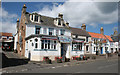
[34,15,38,22]
[31,15,33,20]
[58,19,61,25]
[36,28,40,34]
[35,43,38,48]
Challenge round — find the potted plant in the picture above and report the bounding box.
[43,57,52,64]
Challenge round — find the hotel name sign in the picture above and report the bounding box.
[58,36,72,43]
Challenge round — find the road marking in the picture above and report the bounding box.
[51,67,55,68]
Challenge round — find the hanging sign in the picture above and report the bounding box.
[58,36,72,43]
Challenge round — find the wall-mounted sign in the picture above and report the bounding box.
[58,36,72,43]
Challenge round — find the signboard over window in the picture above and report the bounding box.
[58,36,72,43]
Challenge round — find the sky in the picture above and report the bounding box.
[0,1,119,36]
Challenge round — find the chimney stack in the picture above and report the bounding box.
[81,23,86,30]
[66,22,69,26]
[100,27,104,34]
[16,18,19,33]
[58,13,63,18]
[22,4,27,13]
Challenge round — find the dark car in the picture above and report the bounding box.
[2,43,12,51]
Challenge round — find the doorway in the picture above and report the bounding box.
[100,47,103,54]
[61,43,68,58]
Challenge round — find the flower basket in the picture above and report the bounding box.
[43,57,52,64]
[55,57,62,63]
[72,57,76,60]
[83,56,87,60]
[76,56,81,61]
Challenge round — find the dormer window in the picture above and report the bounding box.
[31,15,33,20]
[58,19,61,25]
[34,15,38,22]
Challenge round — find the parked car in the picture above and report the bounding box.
[2,43,12,51]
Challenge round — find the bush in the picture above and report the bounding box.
[92,56,96,59]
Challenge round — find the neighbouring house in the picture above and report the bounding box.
[0,32,14,51]
[69,24,91,56]
[88,27,113,55]
[111,30,119,53]
[14,4,73,61]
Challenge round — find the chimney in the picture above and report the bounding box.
[58,13,63,18]
[114,29,118,35]
[66,22,69,26]
[22,4,27,13]
[17,18,19,33]
[100,27,104,34]
[81,23,86,30]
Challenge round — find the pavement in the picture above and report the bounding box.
[1,51,119,73]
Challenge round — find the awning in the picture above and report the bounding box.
[41,37,58,40]
[73,39,84,43]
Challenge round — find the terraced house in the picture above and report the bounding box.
[14,4,75,61]
[14,4,116,61]
[88,27,113,55]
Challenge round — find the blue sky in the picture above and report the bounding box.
[1,2,118,36]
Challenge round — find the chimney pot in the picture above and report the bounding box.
[58,13,63,18]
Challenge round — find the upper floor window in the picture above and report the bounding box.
[56,29,59,36]
[49,28,54,35]
[34,15,38,22]
[43,28,47,34]
[60,29,65,35]
[35,27,41,34]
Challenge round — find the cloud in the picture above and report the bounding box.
[36,1,118,28]
[0,8,18,35]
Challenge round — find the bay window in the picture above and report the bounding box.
[35,38,38,48]
[41,39,57,50]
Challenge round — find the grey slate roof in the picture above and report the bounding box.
[25,12,69,29]
[69,27,91,37]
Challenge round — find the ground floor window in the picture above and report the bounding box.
[94,47,96,52]
[72,42,82,50]
[41,40,57,50]
[86,45,89,51]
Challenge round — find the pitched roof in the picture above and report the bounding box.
[105,35,113,42]
[70,27,91,37]
[0,32,13,37]
[25,12,69,29]
[88,32,106,39]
